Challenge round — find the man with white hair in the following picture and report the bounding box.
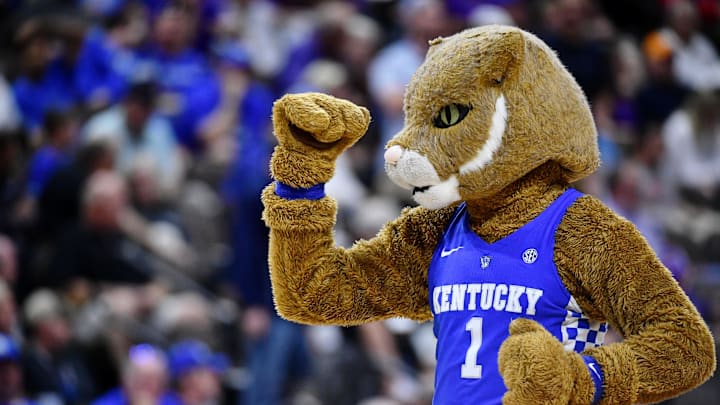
[48,171,153,286]
[92,344,181,405]
[658,0,720,91]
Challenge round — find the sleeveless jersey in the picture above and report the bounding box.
[428,189,608,404]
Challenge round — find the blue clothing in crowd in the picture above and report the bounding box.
[274,33,322,94]
[221,82,275,308]
[151,49,220,152]
[13,59,78,133]
[242,317,311,405]
[74,27,152,106]
[91,388,182,405]
[143,0,223,52]
[26,146,68,198]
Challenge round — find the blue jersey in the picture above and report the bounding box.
[428,189,607,404]
[150,49,221,152]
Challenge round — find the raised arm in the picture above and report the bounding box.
[261,93,452,326]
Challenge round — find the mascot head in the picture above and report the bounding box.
[384,25,599,209]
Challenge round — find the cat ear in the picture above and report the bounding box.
[475,29,524,86]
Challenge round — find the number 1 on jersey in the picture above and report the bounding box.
[461,317,483,379]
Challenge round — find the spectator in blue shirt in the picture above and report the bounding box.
[143,0,223,53]
[168,340,227,405]
[149,4,220,153]
[74,7,151,111]
[12,22,78,140]
[26,111,75,200]
[217,41,276,312]
[201,42,275,166]
[15,111,76,225]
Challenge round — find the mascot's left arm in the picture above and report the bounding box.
[499,195,716,405]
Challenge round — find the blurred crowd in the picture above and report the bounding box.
[0,0,719,404]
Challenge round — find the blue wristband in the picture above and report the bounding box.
[582,355,604,405]
[275,182,326,200]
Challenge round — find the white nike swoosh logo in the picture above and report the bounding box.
[440,246,464,257]
[588,363,601,379]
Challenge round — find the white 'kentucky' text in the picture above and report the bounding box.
[432,283,544,315]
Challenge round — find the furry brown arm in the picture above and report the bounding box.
[262,185,455,326]
[555,195,716,404]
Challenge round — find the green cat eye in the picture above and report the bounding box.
[433,104,472,128]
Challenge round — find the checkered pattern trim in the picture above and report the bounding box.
[561,296,607,353]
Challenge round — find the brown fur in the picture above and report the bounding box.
[262,25,715,405]
[390,27,599,200]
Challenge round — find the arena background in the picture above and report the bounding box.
[0,0,719,404]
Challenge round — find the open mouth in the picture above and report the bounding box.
[412,185,431,195]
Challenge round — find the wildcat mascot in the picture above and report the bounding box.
[261,26,715,404]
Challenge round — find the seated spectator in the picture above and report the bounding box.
[35,142,115,242]
[272,1,357,94]
[74,5,151,110]
[0,334,35,405]
[168,340,227,405]
[21,289,95,404]
[12,20,79,141]
[22,144,116,299]
[48,171,153,286]
[539,0,613,101]
[202,42,275,165]
[92,344,181,405]
[143,0,223,53]
[84,82,184,198]
[335,13,381,102]
[152,293,216,344]
[214,43,274,192]
[654,0,720,91]
[148,4,221,154]
[25,111,76,202]
[661,91,720,209]
[636,31,690,129]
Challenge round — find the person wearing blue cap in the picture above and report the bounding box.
[168,340,227,405]
[91,344,181,405]
[0,334,36,405]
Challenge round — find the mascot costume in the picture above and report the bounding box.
[261,26,715,404]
